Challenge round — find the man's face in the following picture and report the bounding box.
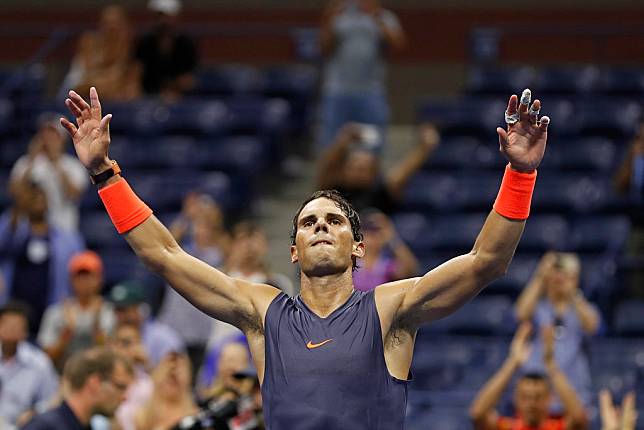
[111,325,143,363]
[342,151,378,189]
[71,271,102,300]
[0,313,28,346]
[514,378,551,427]
[291,198,364,277]
[545,267,578,301]
[218,342,250,390]
[39,125,65,158]
[93,362,132,417]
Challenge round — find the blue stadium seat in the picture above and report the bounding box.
[418,98,505,139]
[0,138,26,168]
[392,213,433,255]
[430,214,487,252]
[518,215,569,252]
[80,211,123,250]
[423,137,495,170]
[98,249,143,288]
[193,65,263,96]
[544,138,618,172]
[532,175,612,213]
[402,174,466,212]
[225,97,291,135]
[576,100,641,139]
[466,66,536,95]
[262,65,317,99]
[613,301,644,336]
[0,98,13,135]
[600,68,644,95]
[425,296,514,335]
[533,66,600,95]
[570,215,630,253]
[193,136,266,173]
[405,409,472,430]
[487,254,539,297]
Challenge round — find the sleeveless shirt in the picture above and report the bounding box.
[262,290,410,430]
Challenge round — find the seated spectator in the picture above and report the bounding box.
[469,323,588,430]
[515,252,600,408]
[0,181,84,335]
[317,122,439,214]
[599,390,637,430]
[38,251,114,371]
[134,352,198,430]
[109,281,185,366]
[60,5,140,101]
[0,301,58,428]
[614,121,644,298]
[136,0,198,101]
[22,346,133,430]
[318,0,406,150]
[161,194,230,374]
[200,339,250,400]
[353,209,417,291]
[9,114,88,232]
[112,322,154,430]
[226,222,294,296]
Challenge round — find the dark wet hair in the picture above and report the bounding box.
[518,372,550,390]
[291,190,363,269]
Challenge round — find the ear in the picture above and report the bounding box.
[352,241,365,259]
[290,245,299,264]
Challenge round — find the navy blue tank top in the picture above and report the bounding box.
[262,290,410,430]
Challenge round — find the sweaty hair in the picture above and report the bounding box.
[63,346,132,391]
[291,190,363,270]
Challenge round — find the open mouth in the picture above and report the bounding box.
[312,240,333,246]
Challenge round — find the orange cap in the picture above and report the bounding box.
[68,251,103,275]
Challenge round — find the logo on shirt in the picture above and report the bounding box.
[306,339,333,349]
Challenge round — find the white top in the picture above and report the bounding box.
[11,153,88,232]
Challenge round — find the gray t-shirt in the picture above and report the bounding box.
[323,6,401,95]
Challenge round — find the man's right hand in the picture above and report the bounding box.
[60,87,113,175]
[509,322,532,366]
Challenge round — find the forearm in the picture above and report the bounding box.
[572,295,600,334]
[374,16,405,50]
[546,362,587,427]
[470,358,518,421]
[390,238,418,278]
[386,145,434,199]
[515,277,544,321]
[317,135,352,189]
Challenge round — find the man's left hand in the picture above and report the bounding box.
[498,89,550,172]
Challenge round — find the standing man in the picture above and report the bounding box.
[61,86,548,429]
[318,0,406,150]
[21,346,132,430]
[469,323,588,430]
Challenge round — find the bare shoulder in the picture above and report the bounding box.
[235,280,282,331]
[374,277,420,328]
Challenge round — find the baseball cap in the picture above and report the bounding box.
[148,0,181,16]
[109,281,146,307]
[69,251,103,275]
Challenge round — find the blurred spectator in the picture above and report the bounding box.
[318,0,405,150]
[317,122,439,214]
[514,252,600,409]
[60,5,140,101]
[161,193,230,374]
[109,281,185,366]
[201,339,250,400]
[21,346,133,430]
[0,181,84,335]
[469,323,588,430]
[9,114,88,232]
[599,390,638,430]
[354,209,417,291]
[133,352,198,430]
[614,121,644,298]
[38,251,114,371]
[111,322,154,430]
[225,222,294,296]
[0,301,58,428]
[135,0,198,101]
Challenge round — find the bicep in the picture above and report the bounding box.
[398,252,485,325]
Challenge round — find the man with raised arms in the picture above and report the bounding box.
[61,86,549,429]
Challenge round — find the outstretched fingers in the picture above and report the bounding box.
[504,94,519,125]
[528,99,541,125]
[99,114,112,132]
[60,117,78,137]
[68,90,91,121]
[65,98,84,124]
[89,87,102,119]
[538,115,550,134]
[519,88,531,118]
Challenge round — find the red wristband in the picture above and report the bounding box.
[493,164,537,220]
[98,178,153,234]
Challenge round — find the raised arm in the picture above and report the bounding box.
[316,123,361,189]
[60,88,279,329]
[385,123,440,201]
[389,90,549,326]
[469,323,532,430]
[542,326,588,430]
[515,252,555,321]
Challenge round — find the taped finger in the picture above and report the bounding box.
[519,88,531,113]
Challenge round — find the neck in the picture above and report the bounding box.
[299,269,354,318]
[1,342,18,360]
[66,392,92,426]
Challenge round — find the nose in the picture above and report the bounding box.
[314,218,329,233]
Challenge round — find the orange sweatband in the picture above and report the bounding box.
[98,178,153,234]
[493,164,537,220]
